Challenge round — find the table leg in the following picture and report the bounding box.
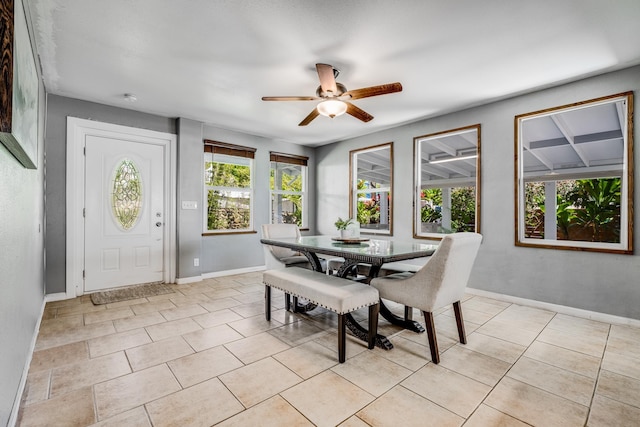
[379,300,425,333]
[344,313,393,350]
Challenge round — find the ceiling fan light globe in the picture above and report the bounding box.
[317,100,347,118]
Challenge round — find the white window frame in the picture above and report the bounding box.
[269,153,308,228]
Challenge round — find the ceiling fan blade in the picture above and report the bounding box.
[343,82,403,100]
[298,108,320,126]
[345,102,374,122]
[316,63,338,95]
[262,96,319,101]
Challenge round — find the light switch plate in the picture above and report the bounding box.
[181,201,197,209]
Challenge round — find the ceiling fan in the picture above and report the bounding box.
[262,63,402,126]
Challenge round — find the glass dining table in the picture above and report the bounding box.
[260,235,438,349]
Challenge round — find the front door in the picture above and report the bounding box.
[84,135,165,292]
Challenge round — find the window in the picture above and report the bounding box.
[414,125,481,239]
[350,143,393,235]
[515,92,633,253]
[270,152,308,227]
[111,158,143,230]
[204,141,255,233]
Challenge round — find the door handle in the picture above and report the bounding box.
[156,222,162,227]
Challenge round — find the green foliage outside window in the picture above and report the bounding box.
[206,161,251,230]
[420,187,476,232]
[270,165,304,226]
[524,178,621,242]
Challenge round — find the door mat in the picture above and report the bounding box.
[90,283,175,305]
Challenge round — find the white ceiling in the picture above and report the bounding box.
[27,0,640,147]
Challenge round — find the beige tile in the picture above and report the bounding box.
[89,406,151,427]
[113,311,166,332]
[182,324,244,352]
[192,308,243,328]
[168,345,244,388]
[401,363,491,418]
[398,327,458,355]
[596,369,640,408]
[434,313,481,341]
[146,378,244,427]
[217,395,313,427]
[442,305,496,325]
[537,326,607,358]
[104,297,150,310]
[204,288,244,299]
[84,307,135,325]
[144,317,201,341]
[357,385,463,427]
[199,297,242,312]
[462,297,510,315]
[525,340,601,379]
[29,341,89,372]
[168,293,212,307]
[313,330,368,360]
[606,324,640,359]
[491,304,554,329]
[439,345,511,386]
[339,416,370,427]
[373,335,429,371]
[21,370,50,405]
[506,356,596,406]
[602,348,640,381]
[547,313,610,335]
[464,404,529,427]
[56,302,106,317]
[87,328,152,358]
[588,394,640,426]
[50,352,131,397]
[332,351,412,397]
[38,313,84,334]
[232,291,264,305]
[126,336,194,371]
[225,332,291,364]
[230,301,265,318]
[220,357,302,407]
[266,319,327,346]
[274,341,338,379]
[475,318,540,347]
[228,314,284,337]
[18,387,95,426]
[281,370,375,427]
[484,376,588,426]
[35,321,116,351]
[160,303,208,321]
[130,299,176,315]
[464,331,526,363]
[94,364,181,420]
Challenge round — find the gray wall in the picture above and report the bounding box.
[44,95,176,294]
[316,65,640,320]
[0,8,46,425]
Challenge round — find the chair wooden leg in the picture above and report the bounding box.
[453,301,467,344]
[338,313,346,363]
[368,303,379,350]
[264,285,271,321]
[423,311,440,364]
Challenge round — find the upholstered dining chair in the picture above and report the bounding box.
[261,223,311,270]
[370,232,482,364]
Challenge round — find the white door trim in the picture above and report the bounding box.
[66,117,177,297]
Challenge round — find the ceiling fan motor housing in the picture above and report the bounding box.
[316,82,347,98]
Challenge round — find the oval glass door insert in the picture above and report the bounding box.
[112,158,143,230]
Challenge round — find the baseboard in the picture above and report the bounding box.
[175,275,203,285]
[44,292,70,302]
[467,287,640,328]
[8,297,47,427]
[202,265,266,279]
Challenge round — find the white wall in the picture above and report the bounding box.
[316,65,640,320]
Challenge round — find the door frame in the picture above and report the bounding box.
[66,117,177,297]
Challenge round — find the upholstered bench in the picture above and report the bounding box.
[263,268,380,363]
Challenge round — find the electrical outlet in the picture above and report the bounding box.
[194,258,199,267]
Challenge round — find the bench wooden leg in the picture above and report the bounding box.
[338,313,346,363]
[292,296,299,313]
[285,293,291,311]
[264,285,271,321]
[368,303,379,350]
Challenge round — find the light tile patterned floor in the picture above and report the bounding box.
[17,272,640,426]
